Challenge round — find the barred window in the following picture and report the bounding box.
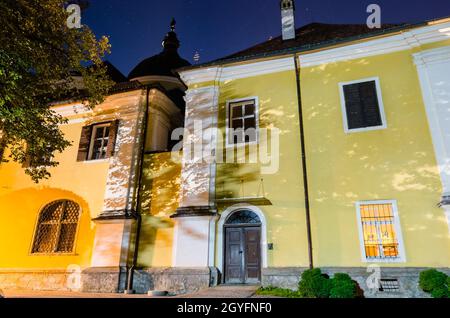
[356,201,405,262]
[226,210,261,225]
[32,200,80,254]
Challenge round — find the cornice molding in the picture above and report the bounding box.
[299,22,450,67]
[179,57,295,85]
[220,57,295,81]
[180,22,450,84]
[52,90,143,118]
[179,67,221,86]
[413,45,450,67]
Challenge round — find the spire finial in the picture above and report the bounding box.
[162,18,180,51]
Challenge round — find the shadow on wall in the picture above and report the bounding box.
[211,61,448,266]
[137,152,181,267]
[302,57,448,265]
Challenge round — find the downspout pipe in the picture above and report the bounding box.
[294,55,314,269]
[125,86,151,293]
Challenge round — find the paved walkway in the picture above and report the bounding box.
[179,285,259,298]
[1,285,260,298]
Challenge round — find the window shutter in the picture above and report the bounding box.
[77,125,92,162]
[359,81,382,127]
[106,120,120,158]
[0,139,5,163]
[344,84,364,130]
[344,80,382,130]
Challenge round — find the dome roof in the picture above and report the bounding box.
[128,51,190,79]
[128,19,191,80]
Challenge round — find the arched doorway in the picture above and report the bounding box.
[223,210,262,284]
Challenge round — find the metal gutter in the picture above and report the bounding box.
[294,55,314,269]
[124,85,151,293]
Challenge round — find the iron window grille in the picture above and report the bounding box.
[228,99,257,145]
[88,123,110,160]
[31,200,80,254]
[358,202,400,260]
[225,210,261,225]
[379,279,400,292]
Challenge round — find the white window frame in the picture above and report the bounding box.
[339,77,387,134]
[88,123,110,161]
[225,97,259,147]
[355,200,406,263]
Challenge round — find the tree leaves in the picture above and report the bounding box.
[0,0,114,182]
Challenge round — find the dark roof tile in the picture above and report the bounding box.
[220,23,405,61]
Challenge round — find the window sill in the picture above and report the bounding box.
[81,159,110,164]
[363,257,406,264]
[29,253,79,257]
[344,124,387,134]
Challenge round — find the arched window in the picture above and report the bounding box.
[32,200,80,254]
[225,210,261,225]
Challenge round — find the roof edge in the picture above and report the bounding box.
[177,16,450,73]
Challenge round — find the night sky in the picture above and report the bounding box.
[83,0,450,77]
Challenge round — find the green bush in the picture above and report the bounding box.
[298,268,332,298]
[329,273,357,298]
[259,270,361,299]
[419,269,448,298]
[256,286,299,298]
[431,287,448,299]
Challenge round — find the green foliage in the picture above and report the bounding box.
[329,273,357,298]
[0,0,113,182]
[257,270,361,299]
[419,269,449,298]
[298,268,332,298]
[256,286,300,298]
[431,287,448,299]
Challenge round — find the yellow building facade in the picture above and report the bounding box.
[1,7,450,297]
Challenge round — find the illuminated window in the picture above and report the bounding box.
[89,123,110,160]
[32,200,80,254]
[77,120,119,162]
[227,98,258,145]
[356,201,405,262]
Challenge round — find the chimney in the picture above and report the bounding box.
[280,0,296,41]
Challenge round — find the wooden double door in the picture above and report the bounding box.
[224,225,261,284]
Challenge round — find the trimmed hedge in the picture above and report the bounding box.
[329,273,358,298]
[256,286,299,298]
[257,269,361,298]
[298,268,332,298]
[298,269,359,298]
[419,269,449,298]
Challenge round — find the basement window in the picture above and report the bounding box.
[339,77,387,133]
[379,279,400,292]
